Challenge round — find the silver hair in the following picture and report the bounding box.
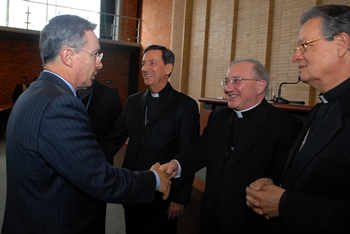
[301,5,350,47]
[230,58,270,96]
[39,15,97,66]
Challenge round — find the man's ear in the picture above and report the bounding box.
[335,33,350,58]
[61,47,74,68]
[165,63,173,76]
[256,80,267,95]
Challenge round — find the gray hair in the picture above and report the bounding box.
[230,58,270,96]
[301,5,350,45]
[39,15,97,66]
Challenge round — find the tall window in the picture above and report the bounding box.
[0,0,101,36]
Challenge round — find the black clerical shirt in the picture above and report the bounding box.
[145,82,170,125]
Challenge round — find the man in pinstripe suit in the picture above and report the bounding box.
[1,15,170,234]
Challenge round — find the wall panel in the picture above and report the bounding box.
[170,0,350,106]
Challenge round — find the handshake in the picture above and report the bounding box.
[150,161,180,200]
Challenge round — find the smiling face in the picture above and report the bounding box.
[74,30,103,89]
[224,62,266,111]
[292,17,339,93]
[141,49,173,93]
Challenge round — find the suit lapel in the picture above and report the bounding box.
[222,100,269,174]
[281,102,342,188]
[281,86,350,187]
[217,111,235,173]
[140,91,148,128]
[279,105,319,184]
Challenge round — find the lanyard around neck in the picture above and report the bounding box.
[77,88,94,111]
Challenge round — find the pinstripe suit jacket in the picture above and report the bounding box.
[1,72,156,234]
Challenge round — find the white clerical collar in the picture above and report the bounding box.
[234,102,261,118]
[151,92,159,98]
[319,95,328,104]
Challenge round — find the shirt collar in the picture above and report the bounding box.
[234,101,262,118]
[43,70,76,96]
[149,82,170,98]
[319,78,350,104]
[151,92,159,98]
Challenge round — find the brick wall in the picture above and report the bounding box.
[0,0,143,106]
[0,39,131,106]
[0,40,42,105]
[5,1,350,106]
[96,51,130,105]
[138,0,174,91]
[121,0,139,43]
[140,0,173,48]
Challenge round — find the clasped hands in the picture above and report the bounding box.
[245,178,286,219]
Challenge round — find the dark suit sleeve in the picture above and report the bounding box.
[279,190,350,233]
[171,98,200,205]
[270,113,303,183]
[110,88,123,124]
[100,99,129,161]
[38,95,155,204]
[12,85,21,103]
[178,99,200,150]
[172,110,214,190]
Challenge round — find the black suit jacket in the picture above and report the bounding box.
[273,87,350,233]
[85,80,123,144]
[176,99,303,233]
[12,83,28,102]
[2,72,156,234]
[102,83,199,204]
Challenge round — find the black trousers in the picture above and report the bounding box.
[123,192,178,234]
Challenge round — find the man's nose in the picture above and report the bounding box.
[292,49,303,63]
[142,63,150,71]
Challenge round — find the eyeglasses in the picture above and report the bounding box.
[81,50,104,64]
[221,76,261,88]
[294,35,333,53]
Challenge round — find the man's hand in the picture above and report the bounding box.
[246,178,285,219]
[249,178,274,191]
[167,201,184,220]
[246,178,274,212]
[159,160,179,178]
[151,163,171,200]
